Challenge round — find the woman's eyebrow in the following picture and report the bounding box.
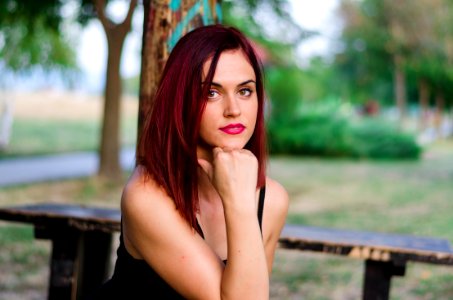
[209,80,257,87]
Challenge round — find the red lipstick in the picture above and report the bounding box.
[220,123,245,135]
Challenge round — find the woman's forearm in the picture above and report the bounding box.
[220,205,269,299]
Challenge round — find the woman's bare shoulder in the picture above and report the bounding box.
[264,177,289,219]
[120,166,178,233]
[121,166,168,208]
[262,177,289,242]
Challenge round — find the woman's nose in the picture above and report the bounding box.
[223,95,241,117]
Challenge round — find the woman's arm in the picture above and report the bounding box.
[201,148,269,299]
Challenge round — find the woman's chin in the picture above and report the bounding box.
[217,142,247,150]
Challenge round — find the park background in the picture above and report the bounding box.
[1,0,453,299]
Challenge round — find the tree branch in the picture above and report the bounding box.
[120,0,138,31]
[93,0,111,31]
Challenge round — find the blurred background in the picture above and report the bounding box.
[1,0,452,299]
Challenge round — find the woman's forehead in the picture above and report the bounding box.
[202,50,255,82]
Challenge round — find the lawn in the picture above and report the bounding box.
[268,140,453,300]
[1,141,452,299]
[0,91,138,158]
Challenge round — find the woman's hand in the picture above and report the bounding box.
[198,147,258,211]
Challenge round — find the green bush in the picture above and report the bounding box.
[267,101,421,159]
[348,119,422,159]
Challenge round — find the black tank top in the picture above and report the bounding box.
[89,187,266,299]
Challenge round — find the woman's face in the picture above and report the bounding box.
[197,49,258,160]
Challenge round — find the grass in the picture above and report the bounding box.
[0,141,452,299]
[267,140,453,299]
[0,117,137,158]
[0,90,139,159]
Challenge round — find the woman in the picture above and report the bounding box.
[93,24,288,299]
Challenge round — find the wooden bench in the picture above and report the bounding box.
[0,203,452,300]
[0,204,120,300]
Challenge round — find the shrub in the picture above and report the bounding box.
[348,119,422,159]
[267,100,421,159]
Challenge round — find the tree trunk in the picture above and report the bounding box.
[418,78,429,132]
[98,31,124,178]
[137,0,221,150]
[94,0,137,180]
[393,54,407,125]
[137,0,171,143]
[0,91,14,151]
[434,92,445,137]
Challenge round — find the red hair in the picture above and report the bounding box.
[137,25,267,230]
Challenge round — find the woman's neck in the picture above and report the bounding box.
[197,167,220,204]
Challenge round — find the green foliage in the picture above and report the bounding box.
[334,0,394,104]
[221,0,312,65]
[265,66,304,120]
[267,100,421,159]
[335,0,453,105]
[348,118,422,159]
[0,0,77,72]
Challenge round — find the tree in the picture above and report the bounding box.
[0,0,77,150]
[1,0,138,180]
[336,0,453,127]
[0,0,77,72]
[404,0,453,132]
[78,0,138,179]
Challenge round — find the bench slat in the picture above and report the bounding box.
[282,224,453,253]
[280,224,453,265]
[0,203,121,233]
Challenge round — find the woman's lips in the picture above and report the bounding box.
[220,123,245,135]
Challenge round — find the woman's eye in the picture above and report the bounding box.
[208,89,219,98]
[239,88,252,97]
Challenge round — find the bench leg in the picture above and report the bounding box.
[362,260,406,300]
[35,227,113,300]
[38,228,81,300]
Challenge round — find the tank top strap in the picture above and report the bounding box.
[257,186,266,233]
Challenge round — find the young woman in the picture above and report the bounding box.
[92,24,288,299]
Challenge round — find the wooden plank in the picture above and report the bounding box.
[280,224,453,265]
[0,203,121,233]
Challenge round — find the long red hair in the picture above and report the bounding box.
[137,25,267,230]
